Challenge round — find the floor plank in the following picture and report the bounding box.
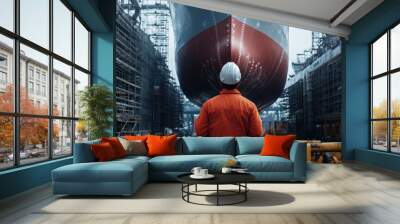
[1,162,400,224]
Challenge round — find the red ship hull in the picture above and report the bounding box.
[177,16,288,110]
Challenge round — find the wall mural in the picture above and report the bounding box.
[114,1,343,163]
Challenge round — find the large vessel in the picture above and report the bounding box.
[172,4,289,110]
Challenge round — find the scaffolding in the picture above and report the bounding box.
[286,34,342,141]
[139,0,170,62]
[115,0,183,135]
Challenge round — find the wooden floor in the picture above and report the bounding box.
[1,162,400,224]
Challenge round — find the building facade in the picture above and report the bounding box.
[116,0,183,135]
[285,34,342,141]
[0,42,74,157]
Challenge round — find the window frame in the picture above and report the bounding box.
[370,20,400,154]
[0,0,92,171]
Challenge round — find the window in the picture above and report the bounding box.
[74,17,90,70]
[42,85,46,97]
[370,23,400,153]
[53,119,72,158]
[19,117,49,165]
[28,81,34,93]
[0,34,13,113]
[20,0,49,49]
[28,67,34,79]
[36,84,40,95]
[74,69,89,118]
[0,0,14,31]
[0,116,13,170]
[0,71,6,85]
[53,0,72,60]
[0,55,7,67]
[0,1,91,169]
[53,59,72,117]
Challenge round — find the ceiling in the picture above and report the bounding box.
[171,0,384,38]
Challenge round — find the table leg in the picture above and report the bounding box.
[245,183,247,201]
[195,184,197,192]
[216,184,219,206]
[187,184,190,202]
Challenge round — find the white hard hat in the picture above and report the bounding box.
[219,62,241,85]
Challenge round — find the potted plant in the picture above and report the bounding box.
[79,84,113,140]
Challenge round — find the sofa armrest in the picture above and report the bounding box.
[73,140,100,163]
[289,141,307,182]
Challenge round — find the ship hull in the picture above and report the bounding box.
[173,5,289,110]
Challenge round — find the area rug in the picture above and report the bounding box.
[37,183,361,214]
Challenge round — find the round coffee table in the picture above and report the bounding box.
[177,173,255,206]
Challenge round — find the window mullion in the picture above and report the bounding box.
[388,30,391,152]
[13,0,21,167]
[71,10,76,155]
[48,0,54,160]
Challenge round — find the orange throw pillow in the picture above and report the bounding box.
[260,135,296,159]
[101,137,127,158]
[124,135,148,141]
[91,142,118,162]
[146,135,177,157]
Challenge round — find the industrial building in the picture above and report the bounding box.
[115,0,183,135]
[286,33,342,141]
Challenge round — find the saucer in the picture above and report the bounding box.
[190,174,215,179]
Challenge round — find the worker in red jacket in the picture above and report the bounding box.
[195,62,263,137]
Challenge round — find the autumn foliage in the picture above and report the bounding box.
[372,99,400,142]
[0,85,59,151]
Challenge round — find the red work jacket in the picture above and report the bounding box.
[195,89,263,137]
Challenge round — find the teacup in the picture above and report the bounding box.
[191,167,202,176]
[199,169,208,176]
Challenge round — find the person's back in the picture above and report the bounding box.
[195,89,262,136]
[195,62,263,137]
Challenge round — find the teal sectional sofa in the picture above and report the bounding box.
[52,137,306,196]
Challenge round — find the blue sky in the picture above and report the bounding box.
[288,27,312,76]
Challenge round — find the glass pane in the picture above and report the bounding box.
[0,116,13,170]
[20,117,49,165]
[53,59,72,117]
[391,24,400,70]
[391,120,400,153]
[75,120,88,143]
[53,0,72,60]
[372,76,387,119]
[53,119,72,158]
[0,0,14,31]
[372,121,388,151]
[74,17,89,70]
[74,69,89,117]
[20,0,49,49]
[20,44,49,115]
[372,33,387,76]
[0,34,14,112]
[391,72,400,118]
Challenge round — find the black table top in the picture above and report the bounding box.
[177,172,255,185]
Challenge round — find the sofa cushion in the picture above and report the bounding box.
[180,137,235,155]
[101,137,127,158]
[147,135,177,157]
[118,137,147,156]
[53,157,148,183]
[236,155,293,172]
[260,135,296,159]
[91,142,118,161]
[235,137,264,155]
[73,139,100,163]
[149,154,235,172]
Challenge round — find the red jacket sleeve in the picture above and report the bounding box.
[247,104,263,137]
[195,103,209,136]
